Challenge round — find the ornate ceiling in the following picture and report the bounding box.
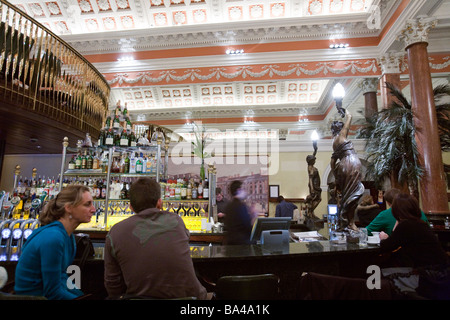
[9,0,450,141]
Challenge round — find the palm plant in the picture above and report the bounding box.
[357,82,450,197]
[191,124,212,180]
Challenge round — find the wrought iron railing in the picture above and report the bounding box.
[0,0,109,136]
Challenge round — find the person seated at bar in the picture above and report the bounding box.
[14,185,95,299]
[275,195,298,219]
[379,193,448,268]
[354,194,381,227]
[103,177,207,300]
[365,188,428,236]
[223,180,255,245]
[378,193,449,298]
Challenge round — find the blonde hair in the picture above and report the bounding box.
[40,185,91,225]
[360,194,374,206]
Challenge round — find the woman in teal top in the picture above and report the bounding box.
[366,207,428,236]
[365,188,428,236]
[15,185,95,299]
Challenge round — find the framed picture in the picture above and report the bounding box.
[269,185,279,199]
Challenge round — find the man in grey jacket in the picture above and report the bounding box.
[104,177,207,300]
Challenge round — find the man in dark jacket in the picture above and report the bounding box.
[223,180,254,245]
[275,195,297,219]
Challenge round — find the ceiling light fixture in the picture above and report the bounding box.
[226,49,245,55]
[244,116,254,124]
[329,43,349,49]
[117,56,134,62]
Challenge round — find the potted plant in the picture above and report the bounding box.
[357,82,450,198]
[191,124,212,180]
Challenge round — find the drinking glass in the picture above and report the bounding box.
[359,228,368,246]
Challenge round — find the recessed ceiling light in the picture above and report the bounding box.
[226,49,244,55]
[329,43,349,49]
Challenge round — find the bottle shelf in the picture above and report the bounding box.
[63,170,161,177]
[67,145,162,154]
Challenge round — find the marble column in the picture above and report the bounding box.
[378,51,403,109]
[360,78,379,118]
[398,16,449,213]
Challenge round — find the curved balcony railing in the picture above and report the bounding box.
[0,0,109,137]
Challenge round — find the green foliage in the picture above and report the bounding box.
[191,123,211,160]
[357,82,450,190]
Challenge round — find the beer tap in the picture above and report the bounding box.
[18,219,40,249]
[0,219,13,260]
[7,220,25,260]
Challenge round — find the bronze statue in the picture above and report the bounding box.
[330,108,364,231]
[306,142,322,219]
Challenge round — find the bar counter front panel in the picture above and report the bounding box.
[1,240,382,300]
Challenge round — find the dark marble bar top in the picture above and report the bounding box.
[82,240,380,263]
[0,239,380,265]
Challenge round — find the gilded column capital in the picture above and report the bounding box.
[359,78,378,94]
[378,51,404,74]
[398,15,437,49]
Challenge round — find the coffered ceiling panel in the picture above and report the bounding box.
[8,0,450,143]
[11,0,375,35]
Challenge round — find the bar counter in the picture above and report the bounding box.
[1,240,382,299]
[75,229,225,244]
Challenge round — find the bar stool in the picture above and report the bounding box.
[215,274,280,300]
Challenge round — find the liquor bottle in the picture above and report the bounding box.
[81,150,87,169]
[187,179,192,200]
[169,179,175,199]
[146,155,152,173]
[113,115,120,129]
[136,153,143,173]
[129,153,136,174]
[120,130,129,146]
[129,131,137,147]
[97,179,103,199]
[86,152,93,169]
[123,103,128,117]
[120,181,128,200]
[175,179,181,200]
[164,182,170,200]
[93,152,100,170]
[105,116,112,128]
[197,180,203,199]
[105,129,114,146]
[88,178,95,198]
[75,152,82,169]
[90,179,96,196]
[124,153,130,173]
[119,152,126,173]
[125,117,132,131]
[115,102,121,117]
[192,181,198,199]
[114,131,121,146]
[68,156,76,170]
[181,178,187,200]
[101,179,107,199]
[101,152,109,173]
[203,178,209,199]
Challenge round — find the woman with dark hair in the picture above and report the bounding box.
[379,193,447,268]
[14,185,95,299]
